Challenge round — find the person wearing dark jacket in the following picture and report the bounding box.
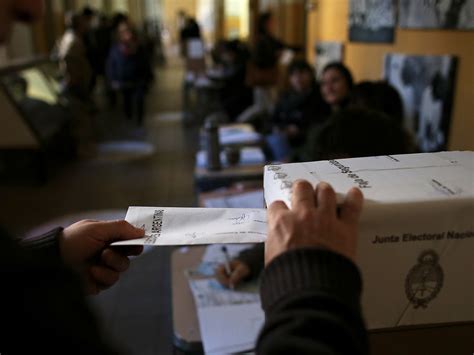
[258,180,367,354]
[213,39,254,120]
[253,11,302,69]
[107,22,153,125]
[267,59,331,160]
[1,219,144,354]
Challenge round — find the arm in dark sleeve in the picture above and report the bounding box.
[0,228,119,354]
[257,248,368,355]
[236,243,264,279]
[19,226,63,261]
[106,47,118,82]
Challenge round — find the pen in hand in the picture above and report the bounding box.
[221,246,234,290]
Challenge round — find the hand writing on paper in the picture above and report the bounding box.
[60,220,144,295]
[266,180,364,265]
[216,259,251,289]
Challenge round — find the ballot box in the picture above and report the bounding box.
[264,151,474,330]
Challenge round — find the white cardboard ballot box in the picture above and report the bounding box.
[264,151,474,330]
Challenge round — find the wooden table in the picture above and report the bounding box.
[172,246,206,354]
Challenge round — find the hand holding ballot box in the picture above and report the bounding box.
[264,151,474,329]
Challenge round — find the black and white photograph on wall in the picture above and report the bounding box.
[399,0,474,30]
[349,0,396,43]
[384,54,458,152]
[314,41,344,79]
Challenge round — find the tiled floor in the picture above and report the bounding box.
[1,59,198,354]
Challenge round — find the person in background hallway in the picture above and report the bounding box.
[267,59,330,161]
[237,11,304,126]
[212,39,253,120]
[81,6,98,91]
[320,62,354,112]
[252,11,302,70]
[106,12,129,108]
[106,22,153,125]
[179,16,201,58]
[57,10,96,157]
[88,11,113,92]
[57,11,92,101]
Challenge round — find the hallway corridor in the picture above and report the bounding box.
[0,60,198,355]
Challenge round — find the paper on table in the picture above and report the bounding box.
[111,207,267,246]
[187,39,205,59]
[187,277,264,354]
[195,147,265,168]
[219,124,262,145]
[201,244,254,264]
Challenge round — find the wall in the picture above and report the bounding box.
[306,0,474,151]
[7,24,35,59]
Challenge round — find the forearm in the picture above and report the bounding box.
[1,229,118,354]
[257,248,368,355]
[19,227,63,263]
[237,243,264,278]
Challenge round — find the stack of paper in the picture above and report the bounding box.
[186,277,264,354]
[185,243,264,354]
[218,124,262,145]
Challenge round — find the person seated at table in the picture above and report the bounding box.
[297,107,415,162]
[347,81,419,153]
[266,59,330,161]
[320,62,354,112]
[349,80,404,126]
[211,39,253,121]
[216,108,411,287]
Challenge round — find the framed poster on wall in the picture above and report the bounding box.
[384,53,458,152]
[314,41,344,79]
[399,0,474,30]
[349,0,396,43]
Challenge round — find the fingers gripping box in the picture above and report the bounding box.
[264,151,474,329]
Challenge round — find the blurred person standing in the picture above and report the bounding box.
[179,16,201,58]
[239,11,302,124]
[252,11,302,71]
[57,11,92,101]
[212,40,253,121]
[106,22,153,126]
[57,11,96,157]
[81,6,98,91]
